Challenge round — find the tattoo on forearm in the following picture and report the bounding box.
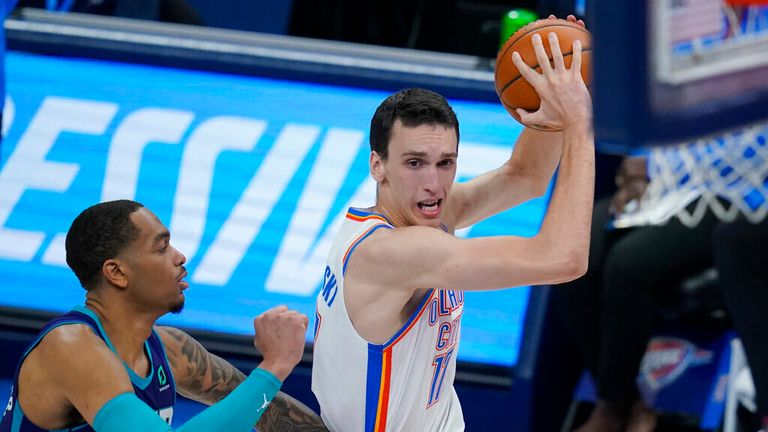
[161,327,244,404]
[257,392,328,432]
[160,327,327,430]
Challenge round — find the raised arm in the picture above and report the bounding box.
[446,127,563,230]
[349,32,593,294]
[158,325,327,431]
[445,15,587,230]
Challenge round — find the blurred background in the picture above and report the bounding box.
[2,0,766,431]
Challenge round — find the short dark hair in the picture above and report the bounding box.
[369,88,459,160]
[65,200,144,290]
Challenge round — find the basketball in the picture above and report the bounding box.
[495,19,592,130]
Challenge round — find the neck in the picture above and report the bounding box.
[84,293,157,365]
[372,202,410,228]
[373,188,411,228]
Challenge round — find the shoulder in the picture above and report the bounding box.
[345,224,460,286]
[155,325,197,352]
[36,323,106,357]
[26,324,124,379]
[355,225,453,259]
[155,325,185,342]
[20,323,131,408]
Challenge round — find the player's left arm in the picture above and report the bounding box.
[445,14,586,231]
[445,127,563,230]
[157,326,327,431]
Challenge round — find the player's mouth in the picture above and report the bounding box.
[177,269,189,291]
[417,199,442,218]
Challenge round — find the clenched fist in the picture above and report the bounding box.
[254,305,309,381]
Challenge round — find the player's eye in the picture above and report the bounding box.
[406,159,423,167]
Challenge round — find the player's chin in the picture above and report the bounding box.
[169,297,185,314]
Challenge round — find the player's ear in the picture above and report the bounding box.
[103,259,129,289]
[370,151,387,182]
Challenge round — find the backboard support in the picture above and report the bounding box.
[592,0,768,152]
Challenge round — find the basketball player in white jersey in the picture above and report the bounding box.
[313,18,593,432]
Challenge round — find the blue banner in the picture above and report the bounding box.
[0,51,547,367]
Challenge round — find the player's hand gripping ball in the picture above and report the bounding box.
[495,18,592,130]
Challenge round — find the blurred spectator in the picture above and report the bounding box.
[17,0,202,25]
[713,218,768,432]
[551,122,768,431]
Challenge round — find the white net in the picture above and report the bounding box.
[641,121,768,227]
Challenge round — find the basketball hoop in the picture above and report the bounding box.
[639,122,768,228]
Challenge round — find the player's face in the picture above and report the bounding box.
[122,209,188,314]
[373,121,458,228]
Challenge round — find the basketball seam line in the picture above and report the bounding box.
[496,21,590,79]
[496,48,592,97]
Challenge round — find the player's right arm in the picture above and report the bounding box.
[24,323,289,431]
[352,133,592,293]
[350,34,594,294]
[353,142,593,292]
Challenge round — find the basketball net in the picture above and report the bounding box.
[640,121,768,228]
[615,1,768,228]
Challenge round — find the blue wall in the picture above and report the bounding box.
[184,0,293,34]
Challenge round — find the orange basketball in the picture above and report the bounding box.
[495,19,592,130]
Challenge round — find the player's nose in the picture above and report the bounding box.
[422,167,441,193]
[173,246,187,266]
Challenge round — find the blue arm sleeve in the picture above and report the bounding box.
[93,368,282,432]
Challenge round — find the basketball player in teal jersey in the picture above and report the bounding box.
[0,200,327,431]
[312,16,594,431]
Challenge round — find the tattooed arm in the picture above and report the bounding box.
[157,326,328,431]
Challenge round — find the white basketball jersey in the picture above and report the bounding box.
[312,207,465,432]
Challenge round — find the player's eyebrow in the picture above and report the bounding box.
[154,231,170,244]
[401,151,457,158]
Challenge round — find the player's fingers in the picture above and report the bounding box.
[531,33,553,75]
[511,51,541,84]
[570,39,583,78]
[516,109,543,129]
[290,310,305,321]
[564,14,586,28]
[518,110,555,131]
[548,32,565,71]
[517,108,538,124]
[548,14,557,20]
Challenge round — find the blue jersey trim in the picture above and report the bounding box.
[364,346,383,432]
[347,207,393,224]
[73,306,155,390]
[10,402,22,432]
[341,224,392,276]
[151,328,176,395]
[380,288,435,349]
